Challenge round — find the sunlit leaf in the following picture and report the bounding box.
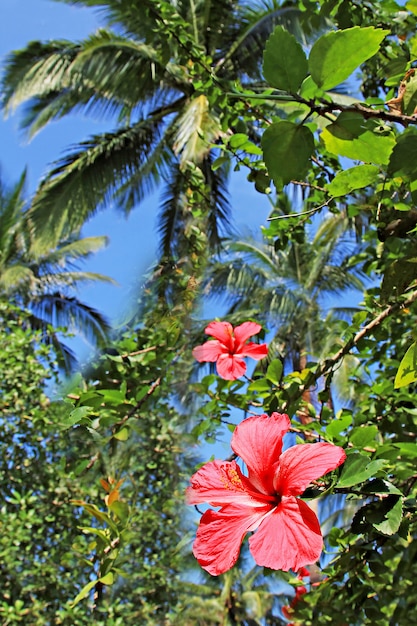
[321,112,395,164]
[394,341,417,388]
[309,26,388,91]
[326,165,379,197]
[338,453,386,488]
[372,496,403,535]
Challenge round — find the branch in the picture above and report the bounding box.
[307,289,417,391]
[308,100,417,128]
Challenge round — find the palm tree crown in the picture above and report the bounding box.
[0,169,114,370]
[1,0,315,263]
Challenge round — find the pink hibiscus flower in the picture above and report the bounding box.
[187,413,346,576]
[192,321,268,380]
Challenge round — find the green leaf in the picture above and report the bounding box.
[114,426,130,441]
[62,405,93,429]
[99,571,114,585]
[247,378,270,393]
[349,425,378,448]
[309,26,389,91]
[361,479,403,496]
[263,26,308,92]
[262,121,314,188]
[338,453,386,488]
[394,341,417,388]
[388,127,417,180]
[321,112,395,165]
[266,359,283,386]
[110,500,130,523]
[381,258,417,303]
[326,412,352,441]
[71,579,97,607]
[372,496,403,535]
[403,70,417,115]
[326,165,379,197]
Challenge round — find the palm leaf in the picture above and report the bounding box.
[172,94,222,165]
[30,294,111,344]
[28,117,164,250]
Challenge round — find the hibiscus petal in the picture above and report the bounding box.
[204,321,234,347]
[192,340,224,362]
[249,496,323,571]
[240,341,269,360]
[274,442,346,496]
[232,413,290,494]
[216,354,246,380]
[233,321,262,346]
[193,504,269,576]
[186,460,262,507]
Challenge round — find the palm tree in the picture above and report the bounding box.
[1,0,323,265]
[0,169,114,370]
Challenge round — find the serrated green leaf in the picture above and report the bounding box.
[309,26,388,91]
[361,479,403,496]
[326,165,379,197]
[372,496,403,535]
[388,127,417,180]
[321,112,395,164]
[338,453,386,488]
[262,121,314,188]
[394,341,417,388]
[263,26,308,92]
[266,359,283,386]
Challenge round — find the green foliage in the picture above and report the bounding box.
[308,26,389,91]
[5,0,417,624]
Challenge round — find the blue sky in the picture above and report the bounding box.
[1,0,271,363]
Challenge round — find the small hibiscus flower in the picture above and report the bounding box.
[192,320,268,380]
[187,413,345,576]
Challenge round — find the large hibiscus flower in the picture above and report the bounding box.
[192,321,268,380]
[187,413,346,575]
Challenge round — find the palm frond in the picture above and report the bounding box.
[201,155,233,250]
[0,265,35,292]
[2,40,79,114]
[172,94,222,165]
[158,165,188,259]
[36,235,109,265]
[30,294,111,344]
[29,118,164,250]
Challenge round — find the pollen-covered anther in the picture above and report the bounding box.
[219,465,245,491]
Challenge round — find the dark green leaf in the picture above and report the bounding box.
[388,127,417,180]
[262,121,314,188]
[266,359,283,385]
[372,496,403,535]
[338,453,386,488]
[263,26,308,92]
